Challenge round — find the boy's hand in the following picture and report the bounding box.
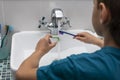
[35,34,57,55]
[74,32,104,47]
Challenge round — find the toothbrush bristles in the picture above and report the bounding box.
[59,31,64,35]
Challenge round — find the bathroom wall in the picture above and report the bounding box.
[1,0,94,31]
[0,1,1,23]
[0,0,3,24]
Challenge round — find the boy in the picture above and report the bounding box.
[16,0,120,80]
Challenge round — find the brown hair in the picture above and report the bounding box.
[97,0,120,46]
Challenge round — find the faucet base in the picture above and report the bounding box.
[50,28,59,35]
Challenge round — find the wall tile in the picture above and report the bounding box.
[2,0,94,31]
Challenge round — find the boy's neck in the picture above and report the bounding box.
[103,32,120,48]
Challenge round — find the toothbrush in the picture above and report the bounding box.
[59,30,76,37]
[1,25,9,47]
[0,24,1,47]
[0,25,13,48]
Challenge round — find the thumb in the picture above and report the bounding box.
[49,42,57,48]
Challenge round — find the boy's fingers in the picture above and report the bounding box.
[45,34,52,40]
[75,37,85,41]
[50,42,57,48]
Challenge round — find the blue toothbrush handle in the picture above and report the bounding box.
[64,32,75,36]
[59,30,76,37]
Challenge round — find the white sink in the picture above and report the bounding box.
[10,30,100,72]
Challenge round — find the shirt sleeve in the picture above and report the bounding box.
[37,52,109,80]
[37,56,77,80]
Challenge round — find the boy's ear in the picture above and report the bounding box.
[99,3,110,24]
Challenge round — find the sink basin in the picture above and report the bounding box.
[10,30,100,72]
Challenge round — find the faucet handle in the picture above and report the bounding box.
[60,17,72,29]
[38,16,48,28]
[42,16,45,21]
[65,17,72,28]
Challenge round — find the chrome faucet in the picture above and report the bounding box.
[51,8,63,28]
[38,8,71,35]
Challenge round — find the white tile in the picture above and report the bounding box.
[2,0,94,31]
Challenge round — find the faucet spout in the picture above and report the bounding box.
[51,8,64,19]
[50,8,64,35]
[51,8,64,28]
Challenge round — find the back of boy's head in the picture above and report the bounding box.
[97,0,120,46]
